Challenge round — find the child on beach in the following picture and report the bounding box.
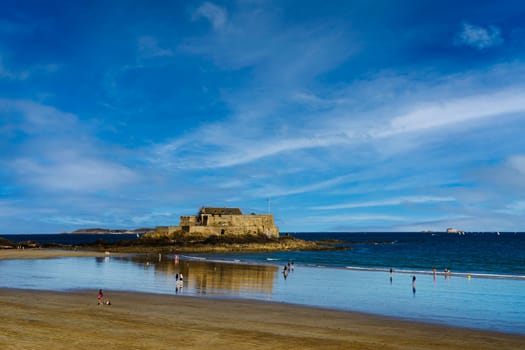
[98,289,111,305]
[97,289,104,305]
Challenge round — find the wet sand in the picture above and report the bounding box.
[0,248,121,260]
[1,288,524,350]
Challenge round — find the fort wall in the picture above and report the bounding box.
[155,208,279,238]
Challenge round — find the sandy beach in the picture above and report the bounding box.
[0,249,124,260]
[0,288,524,350]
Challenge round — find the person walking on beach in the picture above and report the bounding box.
[97,289,104,305]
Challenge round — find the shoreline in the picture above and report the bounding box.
[0,248,128,260]
[1,288,524,349]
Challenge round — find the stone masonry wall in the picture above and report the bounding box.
[176,213,279,237]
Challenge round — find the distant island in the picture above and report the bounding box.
[446,228,465,234]
[71,228,152,234]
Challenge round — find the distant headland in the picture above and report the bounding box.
[71,228,152,234]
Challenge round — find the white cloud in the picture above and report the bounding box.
[210,135,349,168]
[375,89,525,137]
[507,155,525,174]
[12,157,138,192]
[151,86,525,171]
[184,4,353,79]
[42,216,104,226]
[192,2,227,30]
[130,211,179,225]
[312,196,456,210]
[294,213,406,225]
[455,22,503,49]
[2,99,140,193]
[0,98,78,133]
[248,174,357,198]
[497,200,525,215]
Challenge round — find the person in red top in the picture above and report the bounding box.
[97,289,104,305]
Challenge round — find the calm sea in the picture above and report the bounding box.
[188,232,525,278]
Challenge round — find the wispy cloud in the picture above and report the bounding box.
[312,196,456,210]
[496,200,525,215]
[151,78,525,172]
[2,99,140,193]
[507,155,525,174]
[455,22,503,49]
[12,157,138,192]
[137,36,173,57]
[0,99,77,133]
[41,216,105,226]
[129,211,180,225]
[0,54,29,80]
[289,213,407,226]
[374,89,525,138]
[184,3,353,79]
[248,174,357,198]
[192,2,228,30]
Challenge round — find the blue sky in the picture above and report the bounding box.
[1,0,525,234]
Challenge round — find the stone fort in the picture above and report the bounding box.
[155,207,279,237]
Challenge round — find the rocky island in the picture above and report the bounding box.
[2,207,342,253]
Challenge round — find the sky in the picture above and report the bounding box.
[1,0,525,234]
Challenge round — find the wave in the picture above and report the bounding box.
[160,253,525,281]
[179,255,207,261]
[343,266,525,280]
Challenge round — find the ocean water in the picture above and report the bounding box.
[1,232,524,334]
[191,232,525,277]
[3,232,524,276]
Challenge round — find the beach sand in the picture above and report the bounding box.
[0,249,121,260]
[0,288,523,350]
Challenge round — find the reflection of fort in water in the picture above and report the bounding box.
[120,255,278,295]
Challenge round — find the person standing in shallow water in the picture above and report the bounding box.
[389,268,393,284]
[412,276,416,295]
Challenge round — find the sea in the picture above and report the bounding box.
[1,232,525,334]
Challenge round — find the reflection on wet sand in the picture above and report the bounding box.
[120,254,279,296]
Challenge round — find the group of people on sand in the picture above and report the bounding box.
[283,260,295,279]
